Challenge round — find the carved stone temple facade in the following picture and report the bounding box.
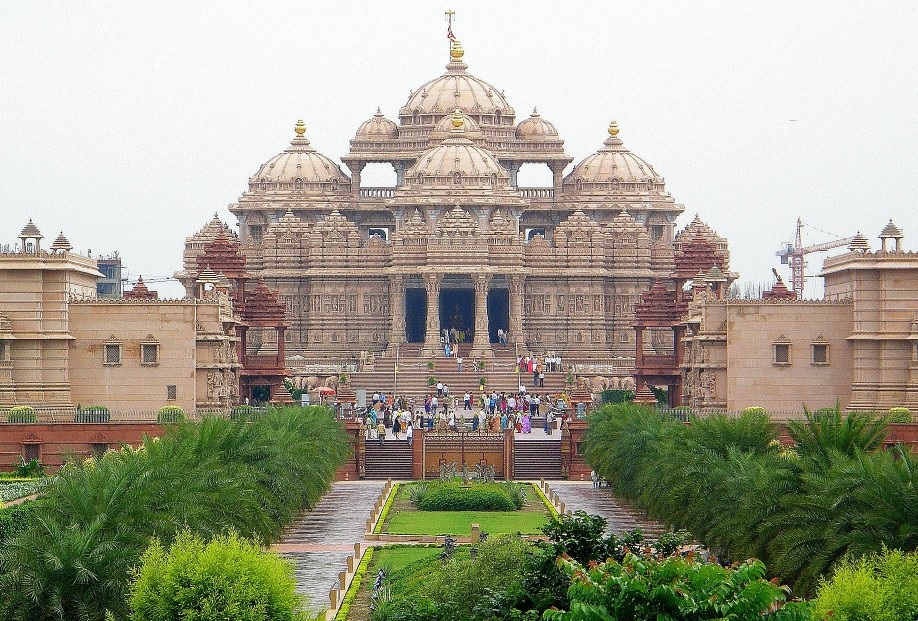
[180,36,702,367]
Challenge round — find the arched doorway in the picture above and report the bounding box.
[487,287,509,343]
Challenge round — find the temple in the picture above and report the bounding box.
[178,32,711,381]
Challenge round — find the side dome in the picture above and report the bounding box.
[354,108,398,140]
[399,40,515,126]
[516,108,559,140]
[405,112,509,187]
[563,121,664,194]
[250,120,350,191]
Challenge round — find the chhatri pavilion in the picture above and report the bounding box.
[178,23,731,380]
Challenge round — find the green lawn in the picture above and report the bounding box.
[386,509,549,535]
[371,546,441,572]
[381,482,552,535]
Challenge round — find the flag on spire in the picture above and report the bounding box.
[445,9,456,40]
[447,24,456,41]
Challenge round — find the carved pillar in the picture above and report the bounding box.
[389,275,406,346]
[421,273,442,357]
[276,326,286,368]
[393,161,406,186]
[509,275,525,346]
[506,161,520,187]
[345,161,366,198]
[470,273,493,359]
[549,161,565,198]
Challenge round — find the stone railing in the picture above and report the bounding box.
[0,408,232,424]
[287,359,359,374]
[358,187,396,199]
[518,187,554,199]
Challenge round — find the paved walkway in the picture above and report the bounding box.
[548,481,666,538]
[275,480,385,614]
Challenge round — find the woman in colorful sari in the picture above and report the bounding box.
[521,412,531,434]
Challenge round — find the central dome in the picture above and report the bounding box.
[398,41,515,127]
[405,113,509,187]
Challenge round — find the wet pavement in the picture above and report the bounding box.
[548,481,666,537]
[276,480,385,614]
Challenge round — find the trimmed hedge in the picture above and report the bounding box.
[416,482,519,512]
[887,407,913,423]
[75,406,110,423]
[157,406,185,424]
[8,406,36,424]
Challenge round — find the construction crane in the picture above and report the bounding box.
[776,218,855,299]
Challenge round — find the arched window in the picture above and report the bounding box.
[331,178,339,191]
[495,110,502,125]
[490,172,498,185]
[575,178,583,192]
[453,172,461,185]
[293,178,303,190]
[413,109,421,125]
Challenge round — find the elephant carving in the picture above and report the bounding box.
[621,376,636,391]
[590,376,610,392]
[304,375,321,391]
[323,375,339,389]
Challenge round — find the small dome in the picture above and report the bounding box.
[434,110,480,133]
[564,121,663,192]
[50,232,72,252]
[516,108,559,140]
[406,115,509,187]
[355,108,398,140]
[848,232,870,252]
[880,219,903,239]
[251,120,350,190]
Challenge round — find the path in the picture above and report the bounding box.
[548,481,666,538]
[275,480,385,614]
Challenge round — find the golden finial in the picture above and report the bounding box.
[451,108,464,129]
[450,38,464,61]
[294,119,306,136]
[608,120,619,137]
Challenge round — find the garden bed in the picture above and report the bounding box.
[381,482,550,536]
[0,479,44,503]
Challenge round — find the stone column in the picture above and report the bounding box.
[506,162,520,187]
[508,275,525,345]
[389,275,406,346]
[393,161,406,186]
[470,273,493,359]
[549,161,566,198]
[421,273,442,357]
[344,161,366,198]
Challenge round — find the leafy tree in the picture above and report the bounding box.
[129,531,312,621]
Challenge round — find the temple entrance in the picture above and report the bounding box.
[250,385,270,404]
[439,289,474,344]
[405,288,426,342]
[487,288,509,343]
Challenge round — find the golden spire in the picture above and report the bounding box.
[451,108,464,129]
[608,120,619,137]
[446,8,464,62]
[294,119,306,136]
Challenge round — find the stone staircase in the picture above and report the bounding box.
[514,439,563,480]
[350,346,570,404]
[364,440,413,479]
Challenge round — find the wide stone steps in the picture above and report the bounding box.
[364,440,413,479]
[514,439,563,480]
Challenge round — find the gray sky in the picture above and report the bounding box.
[1,1,916,299]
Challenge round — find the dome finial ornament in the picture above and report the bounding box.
[294,119,306,136]
[451,107,464,129]
[608,120,619,137]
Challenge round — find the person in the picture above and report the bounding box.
[377,420,386,446]
[464,391,471,410]
[539,370,545,388]
[392,414,401,440]
[499,412,508,431]
[457,356,463,372]
[430,395,438,417]
[544,410,554,435]
[591,470,599,489]
[471,411,479,431]
[406,420,413,445]
[436,381,443,398]
[521,412,531,434]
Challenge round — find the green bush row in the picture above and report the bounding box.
[0,406,350,621]
[582,403,917,596]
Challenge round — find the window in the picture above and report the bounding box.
[248,224,264,243]
[141,343,159,365]
[167,385,177,401]
[23,443,40,462]
[104,343,122,365]
[91,443,108,458]
[774,343,790,365]
[812,343,829,365]
[368,227,389,242]
[0,341,6,361]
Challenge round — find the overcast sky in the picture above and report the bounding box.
[1,1,916,299]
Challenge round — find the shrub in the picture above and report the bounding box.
[0,502,38,545]
[598,389,634,405]
[157,406,185,424]
[129,530,311,621]
[742,406,767,416]
[427,361,435,371]
[813,549,918,621]
[478,376,487,386]
[75,405,110,423]
[887,407,913,423]
[12,456,45,478]
[416,482,516,512]
[427,376,436,386]
[7,406,36,424]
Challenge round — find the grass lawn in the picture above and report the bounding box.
[382,482,551,536]
[372,546,441,572]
